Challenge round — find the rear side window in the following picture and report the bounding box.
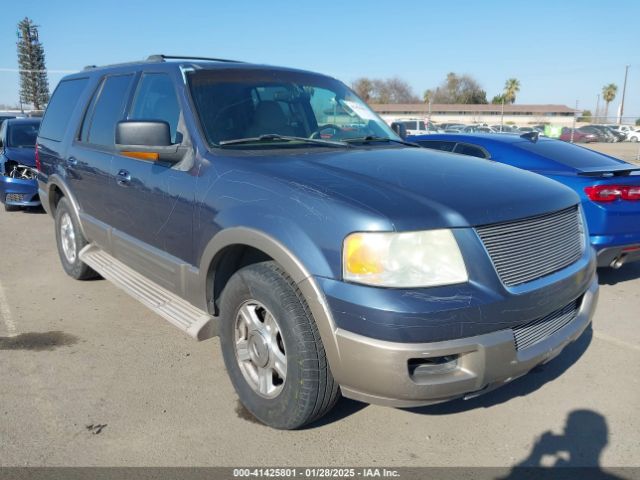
[129,73,181,143]
[82,74,134,147]
[416,140,455,152]
[453,143,489,158]
[403,121,417,130]
[39,78,89,141]
[516,140,627,169]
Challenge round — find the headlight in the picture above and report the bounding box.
[343,230,468,288]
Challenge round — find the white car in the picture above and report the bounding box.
[625,129,640,142]
[396,119,441,135]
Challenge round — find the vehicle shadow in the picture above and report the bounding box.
[498,409,625,478]
[404,327,592,416]
[24,205,46,214]
[598,264,640,285]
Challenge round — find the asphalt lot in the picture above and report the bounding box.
[0,142,639,468]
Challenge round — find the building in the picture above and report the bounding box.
[371,103,579,127]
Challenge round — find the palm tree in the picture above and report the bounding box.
[602,83,618,122]
[503,78,520,104]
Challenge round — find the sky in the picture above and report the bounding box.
[1,0,639,120]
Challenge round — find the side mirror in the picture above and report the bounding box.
[390,122,407,140]
[115,120,185,162]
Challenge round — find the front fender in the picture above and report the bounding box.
[196,225,342,376]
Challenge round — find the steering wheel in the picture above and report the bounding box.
[310,124,342,139]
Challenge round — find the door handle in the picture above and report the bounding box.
[67,156,78,166]
[116,169,131,186]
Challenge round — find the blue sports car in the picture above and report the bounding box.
[408,132,640,268]
[0,117,41,211]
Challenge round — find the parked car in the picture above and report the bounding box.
[559,127,597,143]
[409,132,640,268]
[37,55,597,429]
[491,125,515,132]
[0,117,41,211]
[578,125,611,142]
[462,125,495,133]
[626,129,640,142]
[594,125,626,142]
[589,125,622,142]
[395,119,440,136]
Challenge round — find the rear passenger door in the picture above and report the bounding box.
[106,71,195,290]
[67,73,135,231]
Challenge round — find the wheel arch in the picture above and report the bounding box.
[45,175,86,237]
[199,227,342,374]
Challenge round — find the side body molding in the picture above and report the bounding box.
[194,227,342,373]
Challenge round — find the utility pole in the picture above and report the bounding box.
[619,64,629,125]
[500,98,505,130]
[570,100,578,143]
[595,94,600,124]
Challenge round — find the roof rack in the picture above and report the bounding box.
[146,54,245,64]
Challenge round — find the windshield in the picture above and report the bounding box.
[7,123,39,148]
[187,68,399,147]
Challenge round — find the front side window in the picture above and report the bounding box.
[187,69,398,148]
[129,73,181,143]
[83,74,134,147]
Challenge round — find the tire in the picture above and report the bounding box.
[4,203,20,212]
[631,137,638,143]
[219,261,340,429]
[54,197,98,280]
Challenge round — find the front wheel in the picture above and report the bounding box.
[219,261,340,429]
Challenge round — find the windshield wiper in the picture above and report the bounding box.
[345,136,419,147]
[219,134,349,148]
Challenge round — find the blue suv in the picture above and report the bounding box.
[37,55,598,429]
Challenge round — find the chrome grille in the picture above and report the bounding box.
[512,298,580,351]
[476,206,584,286]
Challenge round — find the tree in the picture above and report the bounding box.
[17,18,50,110]
[423,89,433,104]
[601,83,618,123]
[636,118,640,126]
[491,94,506,104]
[577,110,592,122]
[503,78,520,104]
[351,77,419,104]
[429,73,488,104]
[352,77,373,102]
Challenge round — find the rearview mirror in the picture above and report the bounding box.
[115,120,185,162]
[390,122,407,140]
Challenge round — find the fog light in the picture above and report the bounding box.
[408,355,459,377]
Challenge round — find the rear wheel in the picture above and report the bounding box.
[54,197,98,280]
[219,261,340,429]
[631,137,638,143]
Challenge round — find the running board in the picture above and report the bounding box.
[79,244,217,340]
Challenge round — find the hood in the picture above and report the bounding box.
[4,147,36,167]
[245,146,579,230]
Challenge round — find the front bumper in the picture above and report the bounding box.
[0,177,39,207]
[333,276,598,407]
